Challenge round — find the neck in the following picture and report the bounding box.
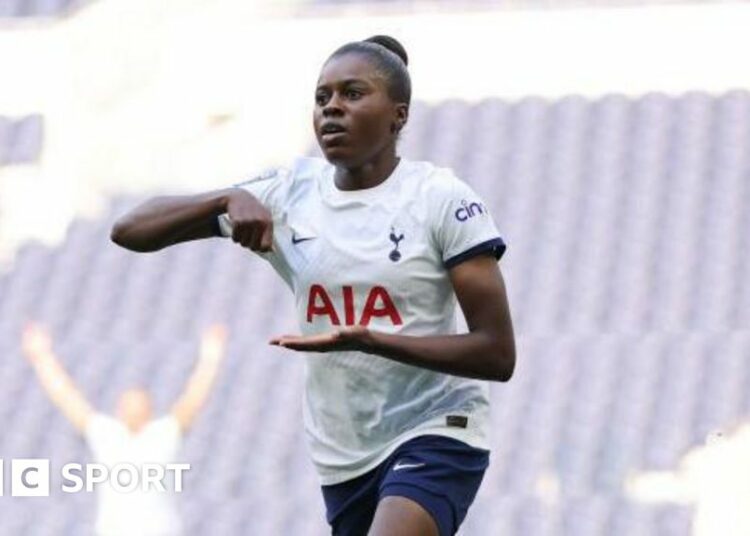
[334,149,399,191]
[124,421,146,434]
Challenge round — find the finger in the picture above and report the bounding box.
[271,331,339,347]
[279,341,321,352]
[270,338,311,350]
[285,334,333,345]
[237,225,254,249]
[234,229,252,249]
[231,224,244,244]
[259,224,274,253]
[232,222,256,249]
[248,224,265,251]
[269,334,295,344]
[271,337,326,351]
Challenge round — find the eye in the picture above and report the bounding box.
[345,89,362,100]
[315,92,328,106]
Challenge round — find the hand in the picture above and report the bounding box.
[225,189,274,253]
[269,325,372,353]
[22,323,53,362]
[200,324,228,363]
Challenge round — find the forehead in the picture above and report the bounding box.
[317,52,386,88]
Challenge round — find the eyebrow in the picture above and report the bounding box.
[316,78,370,90]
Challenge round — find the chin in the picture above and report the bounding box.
[321,146,359,167]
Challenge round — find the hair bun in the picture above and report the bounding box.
[363,35,408,67]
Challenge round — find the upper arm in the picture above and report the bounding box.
[430,172,515,378]
[170,384,210,432]
[110,194,226,252]
[64,396,95,434]
[430,174,506,268]
[47,372,95,433]
[169,374,205,432]
[170,400,194,432]
[169,384,213,433]
[449,257,515,383]
[449,255,514,341]
[213,166,293,245]
[41,375,94,433]
[29,359,94,433]
[169,334,225,433]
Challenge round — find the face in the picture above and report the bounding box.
[314,53,407,168]
[116,389,153,433]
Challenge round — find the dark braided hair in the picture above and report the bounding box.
[329,35,411,106]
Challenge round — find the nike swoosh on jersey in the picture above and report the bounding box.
[392,461,426,471]
[291,233,316,245]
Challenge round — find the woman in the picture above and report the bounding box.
[111,35,515,536]
[22,323,227,536]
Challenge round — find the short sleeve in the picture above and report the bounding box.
[214,166,290,238]
[432,175,507,269]
[141,415,182,454]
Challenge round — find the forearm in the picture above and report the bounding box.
[30,354,91,419]
[362,330,515,382]
[110,188,236,252]
[31,354,73,400]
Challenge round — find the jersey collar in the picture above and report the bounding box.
[322,158,408,204]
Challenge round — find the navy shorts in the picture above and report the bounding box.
[321,434,490,536]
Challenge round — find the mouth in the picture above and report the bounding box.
[321,132,347,143]
[320,122,347,138]
[320,127,348,148]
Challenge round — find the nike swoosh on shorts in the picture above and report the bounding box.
[392,461,426,471]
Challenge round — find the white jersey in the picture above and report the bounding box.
[628,425,750,536]
[85,413,183,536]
[217,156,506,485]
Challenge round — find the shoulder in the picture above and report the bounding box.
[289,156,331,178]
[230,157,327,209]
[248,156,329,188]
[407,160,470,204]
[143,415,182,439]
[282,157,331,201]
[233,163,292,189]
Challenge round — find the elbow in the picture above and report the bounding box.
[110,220,138,250]
[109,220,128,247]
[488,341,516,382]
[496,355,515,382]
[110,219,156,253]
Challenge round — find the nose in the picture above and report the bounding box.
[322,91,344,117]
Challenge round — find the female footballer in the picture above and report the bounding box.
[111,35,515,536]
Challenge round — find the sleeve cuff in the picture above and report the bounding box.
[444,237,507,269]
[210,215,223,237]
[215,214,234,238]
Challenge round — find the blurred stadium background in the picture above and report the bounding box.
[1,0,749,534]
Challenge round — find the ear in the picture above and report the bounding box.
[394,103,409,132]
